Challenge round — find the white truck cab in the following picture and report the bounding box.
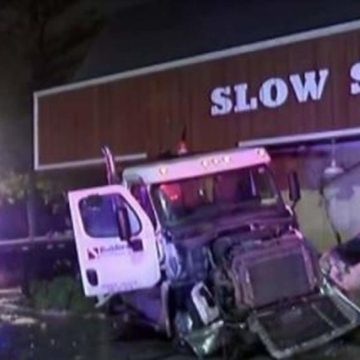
[68,146,360,359]
[69,147,272,296]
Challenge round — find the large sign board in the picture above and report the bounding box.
[35,20,360,170]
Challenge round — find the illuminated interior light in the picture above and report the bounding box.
[159,167,168,175]
[201,159,209,167]
[257,148,267,157]
[223,155,231,163]
[212,157,220,165]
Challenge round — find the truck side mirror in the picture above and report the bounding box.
[288,171,301,206]
[116,206,144,252]
[116,206,132,242]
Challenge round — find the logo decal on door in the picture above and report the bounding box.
[87,243,129,260]
[87,247,100,260]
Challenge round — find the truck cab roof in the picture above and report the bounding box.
[123,147,271,185]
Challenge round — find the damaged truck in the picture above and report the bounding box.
[68,145,360,359]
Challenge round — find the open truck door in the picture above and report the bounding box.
[68,184,161,297]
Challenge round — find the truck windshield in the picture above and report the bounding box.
[151,165,283,227]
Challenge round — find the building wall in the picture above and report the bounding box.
[37,24,360,169]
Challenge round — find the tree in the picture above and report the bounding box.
[0,0,104,170]
[0,0,104,88]
[0,0,104,260]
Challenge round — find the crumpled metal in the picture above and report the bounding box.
[181,320,225,357]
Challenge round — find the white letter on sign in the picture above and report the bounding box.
[259,78,288,108]
[290,69,329,102]
[210,86,233,116]
[233,83,258,112]
[350,62,360,95]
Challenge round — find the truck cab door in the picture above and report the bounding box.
[68,184,161,297]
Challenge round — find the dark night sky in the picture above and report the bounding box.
[76,0,360,81]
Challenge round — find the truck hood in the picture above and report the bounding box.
[166,208,294,248]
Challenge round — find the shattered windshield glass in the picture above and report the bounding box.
[151,165,282,227]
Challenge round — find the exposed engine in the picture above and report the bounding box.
[212,230,319,311]
[167,223,319,317]
[165,226,360,359]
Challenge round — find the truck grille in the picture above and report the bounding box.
[231,237,318,308]
[259,296,348,349]
[249,292,360,359]
[248,252,312,307]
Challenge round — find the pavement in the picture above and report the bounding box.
[0,292,359,360]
